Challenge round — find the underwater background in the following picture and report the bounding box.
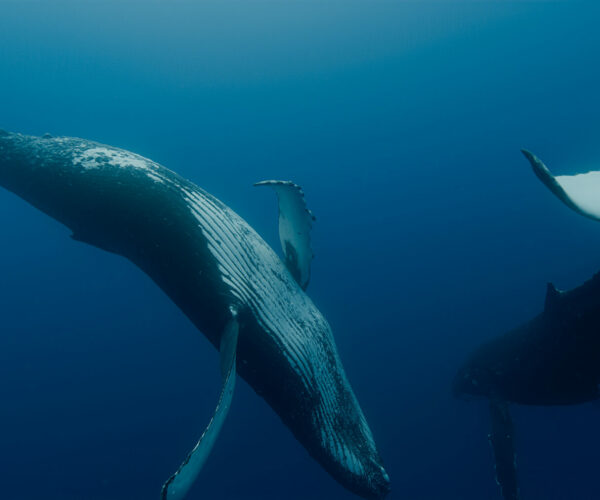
[1,1,600,499]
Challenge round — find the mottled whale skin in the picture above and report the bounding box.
[0,130,389,499]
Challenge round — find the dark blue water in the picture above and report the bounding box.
[1,2,600,499]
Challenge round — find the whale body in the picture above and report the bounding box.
[0,130,390,499]
[454,275,600,406]
[453,272,600,500]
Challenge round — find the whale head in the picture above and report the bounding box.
[453,353,498,400]
[235,300,391,499]
[452,329,517,402]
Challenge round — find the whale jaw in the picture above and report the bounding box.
[316,390,390,499]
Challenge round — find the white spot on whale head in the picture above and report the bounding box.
[73,147,165,184]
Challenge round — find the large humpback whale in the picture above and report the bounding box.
[0,130,390,500]
[453,149,600,500]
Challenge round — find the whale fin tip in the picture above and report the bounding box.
[520,148,534,160]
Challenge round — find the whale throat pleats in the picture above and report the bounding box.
[522,149,600,221]
[254,180,315,290]
[161,314,239,500]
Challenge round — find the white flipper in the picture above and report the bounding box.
[522,149,600,221]
[161,313,239,500]
[255,180,315,290]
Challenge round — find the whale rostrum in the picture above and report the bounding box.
[0,130,390,499]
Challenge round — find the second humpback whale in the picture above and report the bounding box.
[454,271,600,499]
[0,130,390,500]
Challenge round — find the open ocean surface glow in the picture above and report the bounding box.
[1,1,600,499]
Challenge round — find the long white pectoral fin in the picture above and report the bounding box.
[161,314,239,500]
[255,180,315,290]
[522,149,600,221]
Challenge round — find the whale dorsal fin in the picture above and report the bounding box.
[255,180,315,290]
[161,311,239,500]
[544,282,563,312]
[522,149,600,221]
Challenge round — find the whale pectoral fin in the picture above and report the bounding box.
[254,180,315,290]
[161,314,239,500]
[522,149,600,221]
[488,400,519,500]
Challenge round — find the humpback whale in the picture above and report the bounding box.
[453,149,600,500]
[0,130,390,500]
[454,271,600,499]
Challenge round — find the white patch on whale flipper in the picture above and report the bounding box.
[254,180,315,290]
[522,149,600,221]
[161,312,239,500]
[554,172,600,219]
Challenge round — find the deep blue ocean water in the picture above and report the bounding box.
[1,1,600,499]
